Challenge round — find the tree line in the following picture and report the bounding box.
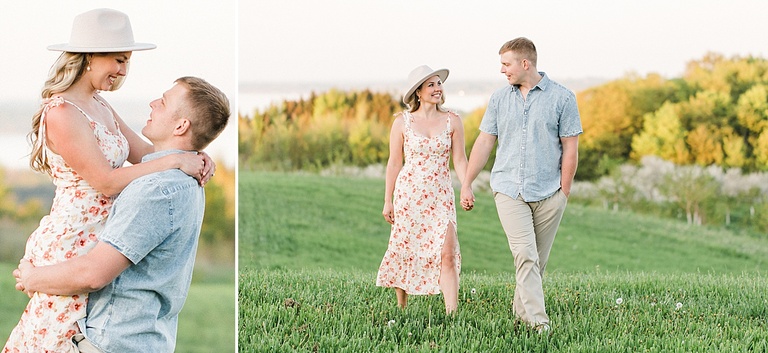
[239,89,400,170]
[577,52,768,180]
[238,53,768,233]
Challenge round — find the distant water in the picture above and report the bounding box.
[237,81,501,117]
[0,133,30,170]
[238,91,491,117]
[237,78,604,117]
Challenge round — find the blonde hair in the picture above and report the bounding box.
[175,76,231,150]
[28,52,128,175]
[499,37,538,67]
[405,81,447,113]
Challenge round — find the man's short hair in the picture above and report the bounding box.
[499,37,538,67]
[175,76,231,150]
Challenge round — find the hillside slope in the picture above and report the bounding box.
[239,172,767,274]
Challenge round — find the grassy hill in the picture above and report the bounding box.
[238,171,768,352]
[240,269,767,352]
[238,171,767,274]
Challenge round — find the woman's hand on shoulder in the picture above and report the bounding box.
[164,152,206,185]
[198,151,217,186]
[169,151,216,186]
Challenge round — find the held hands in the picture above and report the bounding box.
[382,201,395,225]
[14,259,35,298]
[460,184,475,211]
[176,151,217,186]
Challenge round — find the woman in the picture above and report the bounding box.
[376,65,468,314]
[3,9,212,352]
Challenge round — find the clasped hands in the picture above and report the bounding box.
[13,259,35,298]
[459,184,474,211]
[381,184,476,224]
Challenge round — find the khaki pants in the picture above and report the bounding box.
[494,190,567,326]
[72,333,104,353]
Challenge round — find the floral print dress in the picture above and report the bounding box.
[376,111,461,295]
[3,96,129,353]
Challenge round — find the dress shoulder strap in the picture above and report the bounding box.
[63,98,94,122]
[402,110,413,129]
[445,111,459,133]
[36,97,94,156]
[91,94,121,133]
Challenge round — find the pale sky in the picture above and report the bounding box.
[0,0,237,169]
[3,1,767,169]
[240,0,768,84]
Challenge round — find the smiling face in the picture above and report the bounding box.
[500,50,528,86]
[87,52,131,91]
[416,75,444,104]
[143,83,190,147]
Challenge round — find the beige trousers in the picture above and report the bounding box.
[494,190,567,326]
[72,333,103,353]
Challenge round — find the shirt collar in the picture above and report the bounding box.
[534,72,550,90]
[508,71,550,92]
[141,149,193,163]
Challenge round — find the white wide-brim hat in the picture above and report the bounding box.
[48,8,156,52]
[402,65,449,104]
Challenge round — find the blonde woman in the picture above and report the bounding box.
[376,65,468,314]
[3,9,212,352]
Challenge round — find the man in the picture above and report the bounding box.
[15,76,230,352]
[460,37,582,333]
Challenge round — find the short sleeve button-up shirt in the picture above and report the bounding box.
[79,149,206,352]
[479,72,582,202]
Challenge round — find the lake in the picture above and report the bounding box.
[237,81,502,119]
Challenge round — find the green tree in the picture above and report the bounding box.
[200,164,235,244]
[686,125,723,166]
[755,130,768,170]
[631,102,690,164]
[721,126,748,168]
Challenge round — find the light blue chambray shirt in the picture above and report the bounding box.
[77,149,205,353]
[479,72,583,202]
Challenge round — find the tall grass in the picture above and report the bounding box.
[240,269,767,352]
[238,171,768,352]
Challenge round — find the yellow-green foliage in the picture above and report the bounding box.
[200,163,235,244]
[239,89,401,171]
[579,53,768,178]
[241,53,768,178]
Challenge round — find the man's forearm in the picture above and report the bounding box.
[560,136,579,195]
[465,133,496,185]
[22,242,131,296]
[25,258,101,296]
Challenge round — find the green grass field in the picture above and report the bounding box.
[239,171,767,274]
[0,262,234,352]
[238,171,768,352]
[240,270,767,352]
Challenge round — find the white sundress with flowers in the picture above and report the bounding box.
[376,110,461,295]
[3,96,129,353]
